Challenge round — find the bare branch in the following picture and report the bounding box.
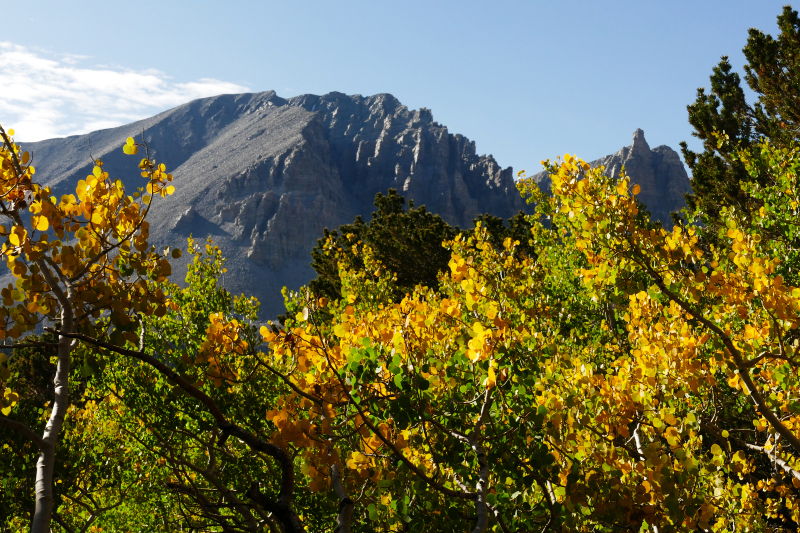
[0,415,45,449]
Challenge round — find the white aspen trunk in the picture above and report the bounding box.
[469,390,492,533]
[30,284,73,533]
[331,464,353,533]
[469,441,489,533]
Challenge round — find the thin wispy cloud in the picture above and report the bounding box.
[0,43,250,141]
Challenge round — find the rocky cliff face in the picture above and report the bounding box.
[20,91,528,317]
[533,129,692,227]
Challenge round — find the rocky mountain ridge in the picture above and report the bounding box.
[21,91,528,317]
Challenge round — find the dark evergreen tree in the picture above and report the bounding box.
[308,190,459,304]
[681,6,800,234]
[306,189,533,307]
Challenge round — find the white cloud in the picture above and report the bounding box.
[0,43,250,141]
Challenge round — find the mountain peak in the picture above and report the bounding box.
[631,128,650,153]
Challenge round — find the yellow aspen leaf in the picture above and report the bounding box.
[260,326,277,342]
[33,215,48,232]
[8,228,26,246]
[485,366,497,389]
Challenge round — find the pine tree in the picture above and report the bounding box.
[681,6,800,234]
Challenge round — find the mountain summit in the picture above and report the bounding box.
[21,91,528,317]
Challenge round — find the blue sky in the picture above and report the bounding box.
[0,0,788,176]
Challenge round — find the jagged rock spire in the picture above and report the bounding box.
[631,128,650,153]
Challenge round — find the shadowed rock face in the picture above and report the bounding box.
[20,91,528,317]
[533,129,692,227]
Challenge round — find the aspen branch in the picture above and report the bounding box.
[51,513,78,533]
[468,390,492,533]
[702,421,800,481]
[638,256,800,456]
[487,502,512,533]
[47,328,305,533]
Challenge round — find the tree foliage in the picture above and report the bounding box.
[0,129,176,533]
[41,141,800,532]
[308,189,461,305]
